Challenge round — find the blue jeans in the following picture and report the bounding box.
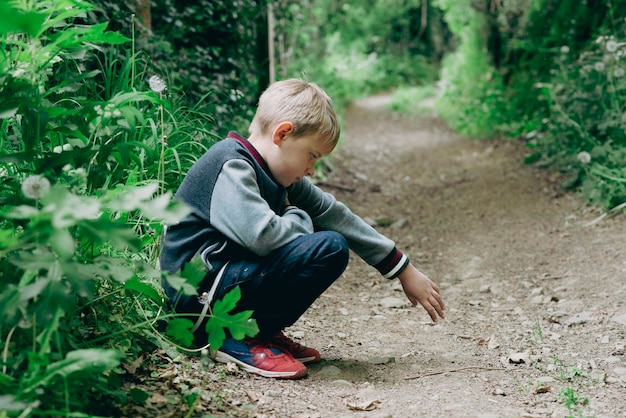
[185,231,350,346]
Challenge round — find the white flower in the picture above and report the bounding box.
[614,67,625,78]
[606,40,618,52]
[21,175,51,199]
[53,144,73,153]
[577,151,591,164]
[560,45,570,54]
[594,62,605,72]
[148,75,167,93]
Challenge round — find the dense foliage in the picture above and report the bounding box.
[432,0,626,209]
[0,1,257,415]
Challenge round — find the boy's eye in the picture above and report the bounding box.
[309,153,316,160]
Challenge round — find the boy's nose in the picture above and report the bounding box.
[306,163,315,177]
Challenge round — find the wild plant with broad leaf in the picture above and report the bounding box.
[0,1,256,415]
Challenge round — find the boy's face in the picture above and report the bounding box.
[268,133,334,187]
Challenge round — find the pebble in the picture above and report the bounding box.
[536,376,556,384]
[612,367,626,376]
[379,296,405,309]
[391,218,409,229]
[509,351,531,364]
[611,313,626,327]
[565,311,596,326]
[367,356,395,365]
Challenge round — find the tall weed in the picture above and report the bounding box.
[0,1,253,415]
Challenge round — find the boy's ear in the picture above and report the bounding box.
[272,121,293,145]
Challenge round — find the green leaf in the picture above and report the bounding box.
[180,256,207,287]
[3,205,40,220]
[0,285,22,327]
[162,274,197,296]
[104,183,159,212]
[41,186,101,228]
[129,388,151,405]
[48,228,75,258]
[73,257,136,284]
[124,277,162,305]
[166,318,194,347]
[23,349,123,394]
[205,287,258,350]
[0,3,46,36]
[138,192,193,224]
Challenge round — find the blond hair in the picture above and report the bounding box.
[249,79,340,147]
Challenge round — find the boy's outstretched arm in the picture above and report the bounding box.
[398,263,445,323]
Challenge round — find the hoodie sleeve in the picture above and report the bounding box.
[287,177,409,279]
[211,159,314,256]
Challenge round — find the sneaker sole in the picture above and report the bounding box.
[296,355,319,364]
[215,350,308,379]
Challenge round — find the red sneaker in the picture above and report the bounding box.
[215,337,307,379]
[267,331,321,364]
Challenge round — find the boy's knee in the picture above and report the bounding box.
[314,231,349,265]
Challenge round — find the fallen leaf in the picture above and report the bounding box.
[246,390,260,402]
[146,393,169,405]
[123,355,144,374]
[346,399,380,411]
[534,385,551,394]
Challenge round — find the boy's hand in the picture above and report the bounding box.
[397,263,445,323]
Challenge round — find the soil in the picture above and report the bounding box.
[124,95,626,418]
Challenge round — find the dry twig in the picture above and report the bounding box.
[404,365,506,380]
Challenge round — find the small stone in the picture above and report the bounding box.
[611,313,626,327]
[612,367,626,376]
[565,311,596,326]
[479,285,491,293]
[379,296,406,309]
[536,376,556,385]
[367,356,395,365]
[291,331,305,339]
[600,335,610,344]
[531,295,544,304]
[590,370,606,382]
[509,351,531,364]
[391,218,409,229]
[492,387,506,396]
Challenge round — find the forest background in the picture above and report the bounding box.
[0,0,625,416]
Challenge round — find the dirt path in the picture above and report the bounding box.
[130,96,626,418]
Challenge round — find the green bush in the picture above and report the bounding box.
[0,1,258,415]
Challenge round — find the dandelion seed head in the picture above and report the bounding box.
[614,67,625,78]
[21,175,51,199]
[606,40,618,52]
[577,151,591,164]
[594,62,605,72]
[560,45,570,54]
[148,75,167,93]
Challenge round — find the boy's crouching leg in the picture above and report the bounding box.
[220,231,350,337]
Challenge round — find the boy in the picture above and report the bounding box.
[160,79,445,379]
